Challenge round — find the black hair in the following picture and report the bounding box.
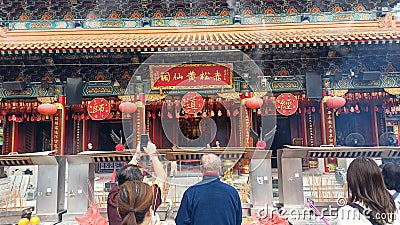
[116,164,144,185]
[347,157,397,224]
[382,162,400,192]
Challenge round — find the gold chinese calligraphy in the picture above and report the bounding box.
[87,98,111,120]
[181,92,204,114]
[275,93,299,116]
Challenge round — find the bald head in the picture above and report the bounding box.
[201,154,221,174]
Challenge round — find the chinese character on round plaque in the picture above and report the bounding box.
[275,93,299,116]
[87,98,111,120]
[181,92,204,114]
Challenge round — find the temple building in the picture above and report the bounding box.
[0,0,398,167]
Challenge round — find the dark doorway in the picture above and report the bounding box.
[335,111,373,146]
[270,117,292,167]
[18,121,51,153]
[88,120,135,151]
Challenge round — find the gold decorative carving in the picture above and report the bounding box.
[331,89,348,97]
[146,94,167,102]
[87,86,112,94]
[6,89,32,96]
[252,92,267,98]
[384,88,400,95]
[217,92,240,99]
[118,95,136,102]
[37,97,53,103]
[272,81,299,89]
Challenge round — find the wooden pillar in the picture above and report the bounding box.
[52,96,66,155]
[11,121,18,153]
[239,101,249,147]
[81,120,88,152]
[374,104,386,146]
[2,120,12,155]
[301,109,308,146]
[135,94,146,147]
[72,120,84,154]
[305,108,316,147]
[321,101,337,172]
[320,102,336,146]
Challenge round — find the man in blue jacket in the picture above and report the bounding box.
[175,153,242,225]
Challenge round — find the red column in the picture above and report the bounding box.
[11,121,18,153]
[52,96,66,155]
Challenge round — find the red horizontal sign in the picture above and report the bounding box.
[150,63,233,89]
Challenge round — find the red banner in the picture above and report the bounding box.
[276,93,299,116]
[150,64,232,89]
[87,98,111,120]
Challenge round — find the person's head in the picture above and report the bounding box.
[382,162,400,192]
[201,153,221,175]
[87,142,93,150]
[116,164,144,185]
[118,181,154,225]
[347,157,396,224]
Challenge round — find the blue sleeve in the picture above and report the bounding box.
[236,194,242,225]
[175,192,191,225]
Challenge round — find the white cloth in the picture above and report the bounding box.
[336,202,400,225]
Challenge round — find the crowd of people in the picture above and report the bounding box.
[106,141,400,225]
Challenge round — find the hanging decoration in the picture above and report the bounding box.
[87,98,111,120]
[181,92,204,114]
[118,102,137,113]
[275,93,298,116]
[256,140,267,150]
[245,97,263,109]
[37,103,58,116]
[115,144,125,152]
[325,96,346,109]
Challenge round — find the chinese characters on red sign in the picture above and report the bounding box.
[150,64,232,89]
[275,93,299,116]
[87,98,111,120]
[181,92,204,114]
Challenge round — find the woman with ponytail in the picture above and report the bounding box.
[118,181,161,225]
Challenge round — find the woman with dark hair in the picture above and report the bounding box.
[382,162,400,210]
[336,157,400,225]
[118,181,160,225]
[107,142,166,225]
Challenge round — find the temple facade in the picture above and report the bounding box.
[0,0,398,164]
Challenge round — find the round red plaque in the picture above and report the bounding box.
[181,92,204,114]
[87,98,111,120]
[275,93,299,116]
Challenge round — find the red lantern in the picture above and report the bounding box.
[246,97,263,109]
[37,103,58,115]
[118,102,137,113]
[326,96,346,109]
